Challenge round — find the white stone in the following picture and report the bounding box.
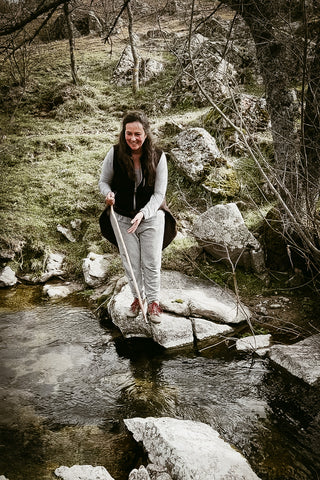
[171,127,222,181]
[192,318,233,341]
[82,252,112,287]
[40,252,65,282]
[108,283,194,348]
[0,266,18,287]
[55,465,114,480]
[108,283,151,338]
[193,203,265,272]
[236,334,271,355]
[43,283,83,299]
[57,224,76,242]
[128,465,151,480]
[269,334,320,385]
[124,417,261,480]
[160,270,250,324]
[71,218,82,230]
[151,313,194,349]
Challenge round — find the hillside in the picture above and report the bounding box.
[0,13,231,277]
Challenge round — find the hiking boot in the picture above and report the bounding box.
[147,301,162,323]
[127,298,141,317]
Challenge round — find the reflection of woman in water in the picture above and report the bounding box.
[99,111,176,323]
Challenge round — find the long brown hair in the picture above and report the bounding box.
[118,111,158,185]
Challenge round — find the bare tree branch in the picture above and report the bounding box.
[0,0,73,37]
[103,0,131,43]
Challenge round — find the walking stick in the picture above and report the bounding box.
[110,205,148,324]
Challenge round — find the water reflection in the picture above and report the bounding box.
[0,286,319,479]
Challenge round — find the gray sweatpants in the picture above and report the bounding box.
[110,210,165,304]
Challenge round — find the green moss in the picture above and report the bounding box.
[202,166,240,198]
[240,326,270,337]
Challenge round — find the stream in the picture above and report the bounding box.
[0,285,319,480]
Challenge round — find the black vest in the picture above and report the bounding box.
[99,146,177,250]
[111,145,161,218]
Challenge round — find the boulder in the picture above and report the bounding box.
[195,14,258,79]
[82,252,114,287]
[160,270,249,323]
[113,45,164,86]
[193,203,265,272]
[205,94,270,132]
[170,127,223,182]
[107,271,250,349]
[113,45,135,84]
[55,465,114,480]
[140,58,164,84]
[173,33,207,60]
[0,266,18,287]
[124,417,261,480]
[269,334,320,386]
[57,224,76,243]
[46,10,102,41]
[170,127,240,197]
[236,334,272,356]
[203,95,271,155]
[170,35,238,107]
[47,14,81,41]
[40,252,66,282]
[43,282,83,299]
[192,318,233,341]
[73,11,102,36]
[108,284,194,349]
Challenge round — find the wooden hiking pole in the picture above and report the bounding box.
[110,205,148,324]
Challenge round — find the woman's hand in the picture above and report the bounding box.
[128,212,144,234]
[105,191,115,206]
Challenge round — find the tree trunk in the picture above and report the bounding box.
[127,1,139,94]
[237,3,302,209]
[63,1,78,85]
[302,30,320,218]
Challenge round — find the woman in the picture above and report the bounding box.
[99,111,176,323]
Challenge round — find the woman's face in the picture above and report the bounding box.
[125,121,147,153]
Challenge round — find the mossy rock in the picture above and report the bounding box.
[202,165,240,198]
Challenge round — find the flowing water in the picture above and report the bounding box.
[0,285,319,480]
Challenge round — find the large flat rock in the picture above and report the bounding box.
[124,417,261,480]
[108,283,194,348]
[269,334,320,386]
[108,271,250,349]
[160,271,250,324]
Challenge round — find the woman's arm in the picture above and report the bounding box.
[140,152,168,219]
[98,147,114,197]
